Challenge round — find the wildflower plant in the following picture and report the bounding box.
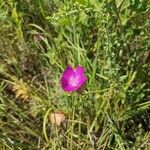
[0,0,150,150]
[61,66,87,93]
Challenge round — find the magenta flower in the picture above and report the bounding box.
[61,66,87,92]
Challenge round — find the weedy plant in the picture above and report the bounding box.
[0,0,150,149]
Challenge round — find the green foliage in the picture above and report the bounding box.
[0,0,150,149]
[0,0,7,24]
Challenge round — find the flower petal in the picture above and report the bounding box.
[61,66,76,92]
[61,77,69,90]
[74,66,85,76]
[77,75,87,87]
[62,66,75,80]
[75,66,87,87]
[63,84,79,92]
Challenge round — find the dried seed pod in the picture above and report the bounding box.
[49,112,65,126]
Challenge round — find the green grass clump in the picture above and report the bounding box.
[0,0,150,149]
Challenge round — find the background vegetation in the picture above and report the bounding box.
[0,0,150,149]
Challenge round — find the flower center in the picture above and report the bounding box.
[69,76,78,86]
